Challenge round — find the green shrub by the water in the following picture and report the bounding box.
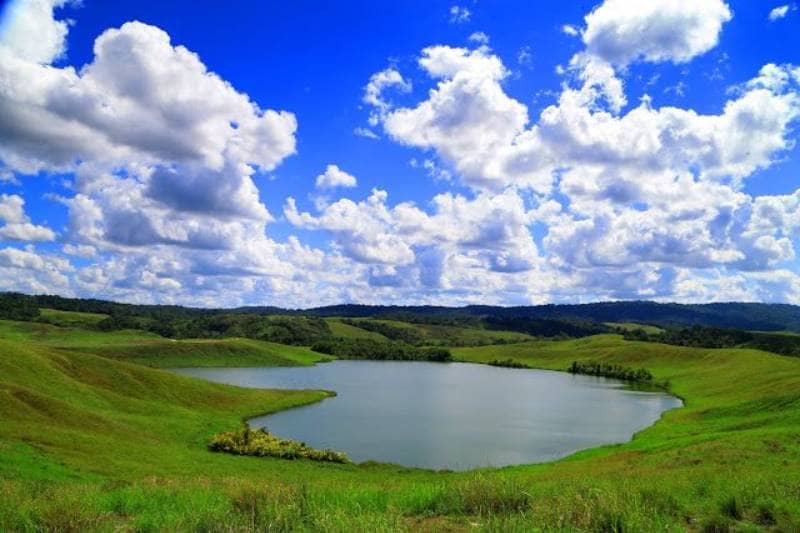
[487,358,529,368]
[568,360,656,384]
[209,427,350,464]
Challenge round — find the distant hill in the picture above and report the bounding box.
[300,301,800,331]
[3,293,800,332]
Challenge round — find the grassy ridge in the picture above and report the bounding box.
[344,318,535,346]
[604,321,664,334]
[2,323,800,530]
[0,338,334,481]
[37,308,109,327]
[324,318,389,340]
[0,319,329,368]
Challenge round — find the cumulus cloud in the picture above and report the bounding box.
[0,246,72,294]
[0,0,323,304]
[0,0,71,64]
[285,187,542,282]
[561,24,579,37]
[315,165,358,189]
[0,194,55,241]
[582,0,732,66]
[0,4,299,252]
[356,23,800,303]
[768,5,791,21]
[363,67,412,126]
[468,32,489,45]
[1,0,799,307]
[382,46,534,191]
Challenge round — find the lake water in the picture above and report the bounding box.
[173,361,681,470]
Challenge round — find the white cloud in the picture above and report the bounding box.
[363,67,412,126]
[449,6,471,24]
[354,127,379,139]
[62,243,97,257]
[359,34,800,302]
[1,0,799,307]
[285,188,542,281]
[582,0,732,66]
[315,164,358,189]
[0,5,298,254]
[517,46,532,67]
[0,194,55,241]
[468,32,489,45]
[382,46,535,191]
[0,246,72,293]
[0,0,71,64]
[561,24,579,37]
[768,5,790,21]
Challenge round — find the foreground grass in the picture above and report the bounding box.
[2,321,800,531]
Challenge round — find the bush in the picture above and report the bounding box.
[568,361,657,384]
[487,359,528,369]
[209,427,350,464]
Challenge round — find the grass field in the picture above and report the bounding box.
[604,321,665,334]
[343,318,535,346]
[324,318,389,340]
[0,320,330,368]
[2,318,800,531]
[36,308,109,327]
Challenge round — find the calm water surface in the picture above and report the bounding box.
[173,361,681,470]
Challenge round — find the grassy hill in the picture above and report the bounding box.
[604,321,665,334]
[339,318,534,346]
[324,318,389,340]
[2,319,800,530]
[0,320,330,368]
[36,308,109,328]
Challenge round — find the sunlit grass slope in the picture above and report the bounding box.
[604,321,665,334]
[2,321,800,530]
[347,318,535,345]
[0,319,330,367]
[324,317,389,340]
[36,308,109,328]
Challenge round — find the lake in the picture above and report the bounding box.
[173,361,681,470]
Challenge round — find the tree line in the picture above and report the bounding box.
[310,338,452,362]
[622,325,800,358]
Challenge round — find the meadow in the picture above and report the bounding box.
[1,314,800,531]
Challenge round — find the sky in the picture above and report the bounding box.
[0,0,798,308]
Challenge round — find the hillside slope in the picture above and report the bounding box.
[2,326,800,530]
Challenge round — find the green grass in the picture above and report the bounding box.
[2,323,800,531]
[0,319,330,367]
[324,318,389,340]
[36,308,109,328]
[348,318,535,346]
[605,321,665,334]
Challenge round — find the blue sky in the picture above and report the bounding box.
[0,0,798,307]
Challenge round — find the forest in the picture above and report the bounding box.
[3,292,800,359]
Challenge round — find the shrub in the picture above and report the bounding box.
[208,427,350,464]
[568,361,656,384]
[487,359,528,369]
